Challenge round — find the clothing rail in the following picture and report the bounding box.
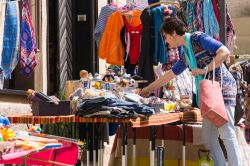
[147,0,180,8]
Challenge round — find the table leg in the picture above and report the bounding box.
[132,128,136,166]
[182,123,186,166]
[161,125,164,147]
[53,149,58,166]
[125,123,128,166]
[121,123,126,166]
[22,156,27,166]
[100,123,104,166]
[150,126,156,166]
[149,126,152,164]
[97,123,101,166]
[93,123,96,166]
[87,123,90,166]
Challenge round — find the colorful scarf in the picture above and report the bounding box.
[187,1,197,33]
[182,33,203,107]
[1,1,20,79]
[226,7,236,50]
[19,0,37,77]
[203,0,220,40]
[195,0,204,32]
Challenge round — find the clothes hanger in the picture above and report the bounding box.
[146,0,180,9]
[110,0,125,8]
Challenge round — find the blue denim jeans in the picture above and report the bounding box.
[202,105,242,166]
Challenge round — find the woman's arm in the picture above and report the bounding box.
[192,46,230,76]
[207,46,230,71]
[140,70,176,97]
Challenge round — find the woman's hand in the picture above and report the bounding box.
[140,87,151,97]
[191,68,206,76]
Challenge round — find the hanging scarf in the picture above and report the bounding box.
[1,1,20,79]
[195,0,204,32]
[182,33,203,107]
[203,0,220,40]
[19,0,38,77]
[151,6,167,64]
[0,2,6,67]
[148,0,159,5]
[226,7,236,50]
[187,1,197,33]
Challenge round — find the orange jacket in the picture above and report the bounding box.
[98,10,142,66]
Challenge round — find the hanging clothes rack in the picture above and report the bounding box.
[147,0,180,9]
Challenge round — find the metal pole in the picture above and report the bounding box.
[150,126,156,166]
[93,124,96,166]
[219,0,226,45]
[87,123,90,166]
[182,123,186,166]
[132,128,136,166]
[156,147,164,166]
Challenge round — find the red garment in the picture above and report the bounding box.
[212,0,220,27]
[122,15,143,65]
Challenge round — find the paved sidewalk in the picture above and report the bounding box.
[0,94,32,131]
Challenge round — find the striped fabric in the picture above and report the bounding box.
[93,5,117,47]
[180,109,203,123]
[130,112,180,128]
[8,110,202,126]
[8,115,130,124]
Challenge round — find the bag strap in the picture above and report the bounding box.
[203,58,223,89]
[203,58,215,83]
[213,58,215,83]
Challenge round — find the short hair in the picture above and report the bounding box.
[160,17,187,36]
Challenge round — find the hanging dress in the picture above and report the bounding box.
[122,15,143,65]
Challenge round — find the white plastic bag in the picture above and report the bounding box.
[235,126,250,166]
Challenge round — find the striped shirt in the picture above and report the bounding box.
[93,5,118,47]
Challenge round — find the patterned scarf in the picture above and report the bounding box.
[1,1,20,79]
[187,1,197,33]
[226,7,236,50]
[19,0,38,77]
[195,0,204,32]
[203,0,220,40]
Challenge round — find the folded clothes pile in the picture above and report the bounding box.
[76,97,155,118]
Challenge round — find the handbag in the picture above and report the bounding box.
[197,149,214,166]
[200,60,228,128]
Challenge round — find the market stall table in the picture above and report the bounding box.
[7,110,201,166]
